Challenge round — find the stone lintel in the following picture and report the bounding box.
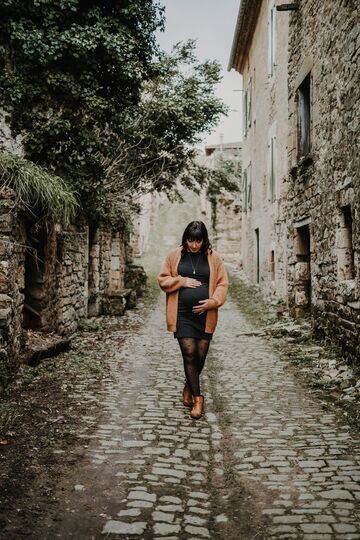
[293,217,311,228]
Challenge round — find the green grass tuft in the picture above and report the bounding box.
[0,152,79,225]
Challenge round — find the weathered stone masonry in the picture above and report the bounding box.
[0,189,146,388]
[287,0,360,360]
[0,190,26,388]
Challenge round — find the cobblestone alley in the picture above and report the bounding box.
[26,286,360,540]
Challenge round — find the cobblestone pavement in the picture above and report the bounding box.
[42,294,360,540]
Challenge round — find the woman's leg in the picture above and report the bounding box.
[196,339,210,376]
[177,337,201,396]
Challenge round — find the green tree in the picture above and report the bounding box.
[98,41,228,221]
[0,1,228,225]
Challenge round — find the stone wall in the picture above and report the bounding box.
[0,190,26,389]
[231,0,290,301]
[198,144,243,267]
[0,190,145,386]
[211,193,242,266]
[55,222,89,335]
[287,0,360,360]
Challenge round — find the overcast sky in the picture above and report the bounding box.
[157,0,243,147]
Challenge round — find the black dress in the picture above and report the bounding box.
[174,251,212,341]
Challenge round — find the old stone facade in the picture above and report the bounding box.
[229,0,360,359]
[131,192,160,258]
[198,143,243,266]
[287,0,360,360]
[229,0,289,301]
[0,187,146,388]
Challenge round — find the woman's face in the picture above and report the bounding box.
[186,238,203,253]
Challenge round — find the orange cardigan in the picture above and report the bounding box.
[158,247,228,334]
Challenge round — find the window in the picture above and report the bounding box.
[270,136,276,202]
[270,250,275,281]
[268,5,276,76]
[242,78,252,137]
[337,205,355,281]
[297,73,311,159]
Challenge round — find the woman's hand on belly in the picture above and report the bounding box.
[192,298,217,315]
[184,277,202,288]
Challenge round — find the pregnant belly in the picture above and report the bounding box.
[179,283,209,308]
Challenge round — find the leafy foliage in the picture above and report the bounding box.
[0,2,227,226]
[0,152,78,225]
[205,154,242,229]
[98,41,227,216]
[206,154,242,203]
[0,0,164,220]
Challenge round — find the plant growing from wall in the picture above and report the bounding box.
[0,152,78,226]
[0,2,226,226]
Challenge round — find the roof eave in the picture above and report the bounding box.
[228,0,263,74]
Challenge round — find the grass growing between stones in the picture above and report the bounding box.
[206,353,270,539]
[228,269,360,431]
[228,273,278,327]
[0,280,160,537]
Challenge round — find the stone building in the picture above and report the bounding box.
[286,0,360,360]
[0,156,146,389]
[228,0,290,301]
[0,107,149,389]
[198,142,242,266]
[228,0,359,360]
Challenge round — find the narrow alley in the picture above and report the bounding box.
[23,286,360,540]
[0,1,359,539]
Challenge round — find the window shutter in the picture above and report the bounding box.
[243,90,248,137]
[270,136,276,202]
[247,78,252,128]
[247,163,252,210]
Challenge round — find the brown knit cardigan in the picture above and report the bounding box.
[158,247,228,334]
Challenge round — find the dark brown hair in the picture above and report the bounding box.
[181,221,212,254]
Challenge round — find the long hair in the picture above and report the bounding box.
[181,221,212,254]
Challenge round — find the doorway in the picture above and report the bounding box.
[294,223,311,314]
[23,222,47,330]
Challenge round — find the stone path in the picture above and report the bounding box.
[40,294,360,539]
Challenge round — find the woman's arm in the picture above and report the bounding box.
[158,254,187,293]
[210,257,229,308]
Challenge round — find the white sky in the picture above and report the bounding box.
[157,0,243,147]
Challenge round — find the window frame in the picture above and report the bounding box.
[297,72,312,160]
[270,135,276,202]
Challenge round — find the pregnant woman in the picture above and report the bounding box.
[158,221,228,419]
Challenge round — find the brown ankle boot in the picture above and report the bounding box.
[182,382,193,407]
[190,396,204,419]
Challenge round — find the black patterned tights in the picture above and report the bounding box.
[177,337,210,397]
